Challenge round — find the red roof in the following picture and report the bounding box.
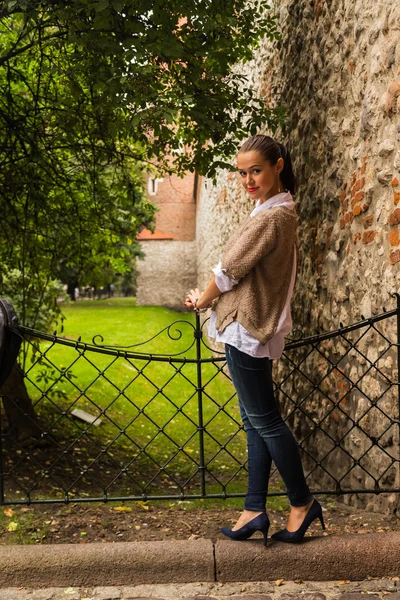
[137,228,174,240]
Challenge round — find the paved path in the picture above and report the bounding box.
[2,579,400,600]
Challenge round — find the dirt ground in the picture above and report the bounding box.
[1,496,399,545]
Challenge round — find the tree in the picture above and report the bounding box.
[1,0,283,177]
[0,0,284,442]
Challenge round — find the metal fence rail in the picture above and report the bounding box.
[1,295,399,505]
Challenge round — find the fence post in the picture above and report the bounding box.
[395,293,400,493]
[195,312,206,496]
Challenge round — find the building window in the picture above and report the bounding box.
[148,178,163,196]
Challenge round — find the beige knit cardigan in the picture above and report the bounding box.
[212,205,297,345]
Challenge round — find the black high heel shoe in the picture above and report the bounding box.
[221,512,270,547]
[271,498,326,543]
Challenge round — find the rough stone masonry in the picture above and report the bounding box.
[196,0,400,513]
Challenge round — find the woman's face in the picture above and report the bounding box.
[236,150,284,203]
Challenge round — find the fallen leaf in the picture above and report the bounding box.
[7,521,18,532]
[113,506,132,512]
[275,579,284,586]
[3,508,14,518]
[295,579,304,584]
[339,580,350,585]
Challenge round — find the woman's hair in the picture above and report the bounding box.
[239,135,297,195]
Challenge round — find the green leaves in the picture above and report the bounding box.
[1,0,284,175]
[95,0,110,12]
[0,0,286,328]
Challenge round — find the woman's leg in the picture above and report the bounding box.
[225,346,271,529]
[225,344,313,521]
[237,393,273,511]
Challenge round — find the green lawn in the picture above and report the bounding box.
[16,298,254,501]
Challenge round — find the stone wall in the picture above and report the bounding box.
[136,240,196,311]
[196,0,400,512]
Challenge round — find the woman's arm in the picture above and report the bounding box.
[184,276,222,310]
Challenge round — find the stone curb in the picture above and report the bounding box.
[216,531,400,582]
[0,540,214,588]
[0,532,400,589]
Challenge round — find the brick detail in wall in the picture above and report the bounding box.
[388,178,400,247]
[362,230,376,245]
[390,249,400,265]
[340,159,368,224]
[389,209,400,226]
[389,230,399,246]
[145,173,196,241]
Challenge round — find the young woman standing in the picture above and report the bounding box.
[184,135,325,546]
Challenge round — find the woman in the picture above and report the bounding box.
[184,135,325,546]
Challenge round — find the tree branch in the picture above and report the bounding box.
[0,30,65,67]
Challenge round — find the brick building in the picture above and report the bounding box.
[136,172,199,310]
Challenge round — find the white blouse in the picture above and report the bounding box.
[208,191,297,359]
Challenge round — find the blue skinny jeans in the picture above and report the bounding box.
[225,343,313,511]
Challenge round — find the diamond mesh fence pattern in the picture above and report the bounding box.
[1,301,400,505]
[278,302,400,497]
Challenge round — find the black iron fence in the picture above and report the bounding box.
[1,295,400,505]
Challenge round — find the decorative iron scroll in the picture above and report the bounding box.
[91,319,197,357]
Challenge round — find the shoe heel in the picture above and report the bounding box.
[319,513,326,530]
[263,529,268,547]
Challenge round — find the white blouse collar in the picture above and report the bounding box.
[250,191,295,217]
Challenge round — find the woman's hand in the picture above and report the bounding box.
[184,288,204,310]
[184,276,222,311]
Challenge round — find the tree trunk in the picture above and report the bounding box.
[0,364,43,445]
[67,281,78,301]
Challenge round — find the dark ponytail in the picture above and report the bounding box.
[239,135,297,195]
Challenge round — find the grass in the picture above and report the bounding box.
[12,298,261,500]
